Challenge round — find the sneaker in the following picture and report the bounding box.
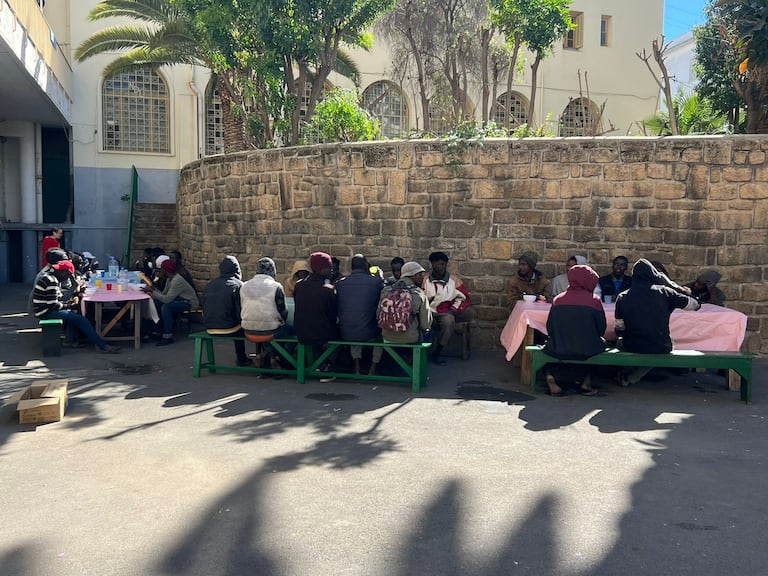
[319,375,336,383]
[156,338,174,347]
[102,345,122,354]
[237,358,254,367]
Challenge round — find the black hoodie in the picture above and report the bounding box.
[202,256,244,331]
[615,259,700,354]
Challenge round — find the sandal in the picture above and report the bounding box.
[579,387,598,396]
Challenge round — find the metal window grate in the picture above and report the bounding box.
[493,92,528,132]
[362,81,408,138]
[102,68,170,153]
[205,88,224,156]
[559,98,601,137]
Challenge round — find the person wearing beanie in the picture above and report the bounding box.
[378,261,432,346]
[424,251,473,365]
[506,250,551,307]
[597,255,632,303]
[32,249,121,354]
[240,257,290,355]
[202,255,252,366]
[294,251,339,381]
[336,254,385,374]
[684,270,725,306]
[142,258,199,346]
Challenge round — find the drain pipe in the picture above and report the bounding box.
[189,66,205,159]
[35,123,43,222]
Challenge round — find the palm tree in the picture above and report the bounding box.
[636,91,728,136]
[76,0,251,152]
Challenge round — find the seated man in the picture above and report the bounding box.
[684,270,725,307]
[240,257,290,367]
[142,259,199,346]
[33,249,120,354]
[615,259,701,386]
[551,255,585,297]
[336,254,385,375]
[385,257,405,286]
[598,255,632,303]
[294,252,339,382]
[378,261,432,345]
[506,250,551,306]
[423,251,473,364]
[202,255,252,367]
[170,250,195,291]
[542,265,605,396]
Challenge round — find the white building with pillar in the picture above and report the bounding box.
[0,0,663,283]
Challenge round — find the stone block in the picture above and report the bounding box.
[742,283,768,301]
[708,182,738,200]
[561,148,589,163]
[417,151,445,167]
[739,230,767,245]
[481,240,513,260]
[475,180,507,199]
[739,183,768,199]
[582,164,602,177]
[680,147,703,163]
[443,221,476,238]
[629,229,663,243]
[664,229,697,245]
[337,186,362,205]
[495,224,533,238]
[508,179,545,198]
[510,149,532,164]
[620,142,652,162]
[381,219,406,237]
[717,211,752,230]
[722,166,753,182]
[695,230,725,246]
[560,179,592,198]
[654,182,686,199]
[702,140,733,165]
[410,220,442,237]
[677,211,716,230]
[647,163,672,179]
[364,146,398,167]
[590,148,619,163]
[478,142,509,164]
[598,211,636,228]
[353,170,376,186]
[338,151,364,168]
[717,246,751,265]
[539,163,571,179]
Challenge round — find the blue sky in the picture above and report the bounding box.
[665,0,708,39]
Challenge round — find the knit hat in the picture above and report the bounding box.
[52,260,75,274]
[155,255,170,268]
[575,255,588,266]
[518,251,539,269]
[697,270,721,285]
[46,248,69,265]
[401,262,426,277]
[258,257,277,278]
[160,260,176,273]
[310,252,332,273]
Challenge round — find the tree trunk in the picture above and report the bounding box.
[527,54,542,130]
[218,74,247,153]
[480,28,491,122]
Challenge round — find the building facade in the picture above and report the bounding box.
[0,0,663,282]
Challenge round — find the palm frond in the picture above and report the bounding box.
[88,0,180,24]
[333,49,361,84]
[101,47,200,77]
[75,27,155,61]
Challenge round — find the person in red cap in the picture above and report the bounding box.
[142,259,199,346]
[294,251,339,382]
[32,248,121,353]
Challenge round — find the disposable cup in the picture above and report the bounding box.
[95,279,103,288]
[106,283,113,291]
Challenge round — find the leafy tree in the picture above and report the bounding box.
[304,88,380,142]
[695,1,768,133]
[716,0,768,68]
[519,0,573,129]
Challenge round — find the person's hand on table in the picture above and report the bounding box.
[141,285,154,294]
[536,294,547,302]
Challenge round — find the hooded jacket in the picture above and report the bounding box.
[240,271,288,334]
[202,256,243,333]
[615,259,700,354]
[543,265,607,360]
[284,260,312,297]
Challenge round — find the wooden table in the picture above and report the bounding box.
[82,289,152,350]
[500,302,748,388]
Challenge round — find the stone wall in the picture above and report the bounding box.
[177,136,768,353]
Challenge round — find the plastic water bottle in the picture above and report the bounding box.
[117,268,127,292]
[108,256,119,279]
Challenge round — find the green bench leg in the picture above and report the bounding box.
[206,338,216,374]
[296,343,306,384]
[413,346,426,392]
[193,338,203,377]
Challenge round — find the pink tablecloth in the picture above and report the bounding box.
[500,302,747,361]
[82,288,158,323]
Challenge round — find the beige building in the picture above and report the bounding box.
[0,0,662,281]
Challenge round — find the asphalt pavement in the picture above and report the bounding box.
[0,283,765,576]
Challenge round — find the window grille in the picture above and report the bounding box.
[362,81,408,138]
[492,92,529,133]
[205,88,224,156]
[559,98,601,137]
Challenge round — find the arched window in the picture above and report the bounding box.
[102,68,170,153]
[492,92,529,133]
[427,92,475,136]
[362,81,408,138]
[559,97,602,137]
[205,87,224,156]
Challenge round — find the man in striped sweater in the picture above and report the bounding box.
[33,249,121,353]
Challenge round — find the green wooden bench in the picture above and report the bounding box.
[190,332,301,378]
[526,345,755,403]
[40,318,63,357]
[190,331,431,392]
[297,340,432,392]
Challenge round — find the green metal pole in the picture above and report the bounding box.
[123,166,138,268]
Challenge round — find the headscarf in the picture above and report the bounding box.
[155,255,170,268]
[574,255,588,266]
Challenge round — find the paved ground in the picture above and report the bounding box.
[0,283,765,576]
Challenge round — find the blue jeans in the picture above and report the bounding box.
[161,300,191,334]
[43,309,108,350]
